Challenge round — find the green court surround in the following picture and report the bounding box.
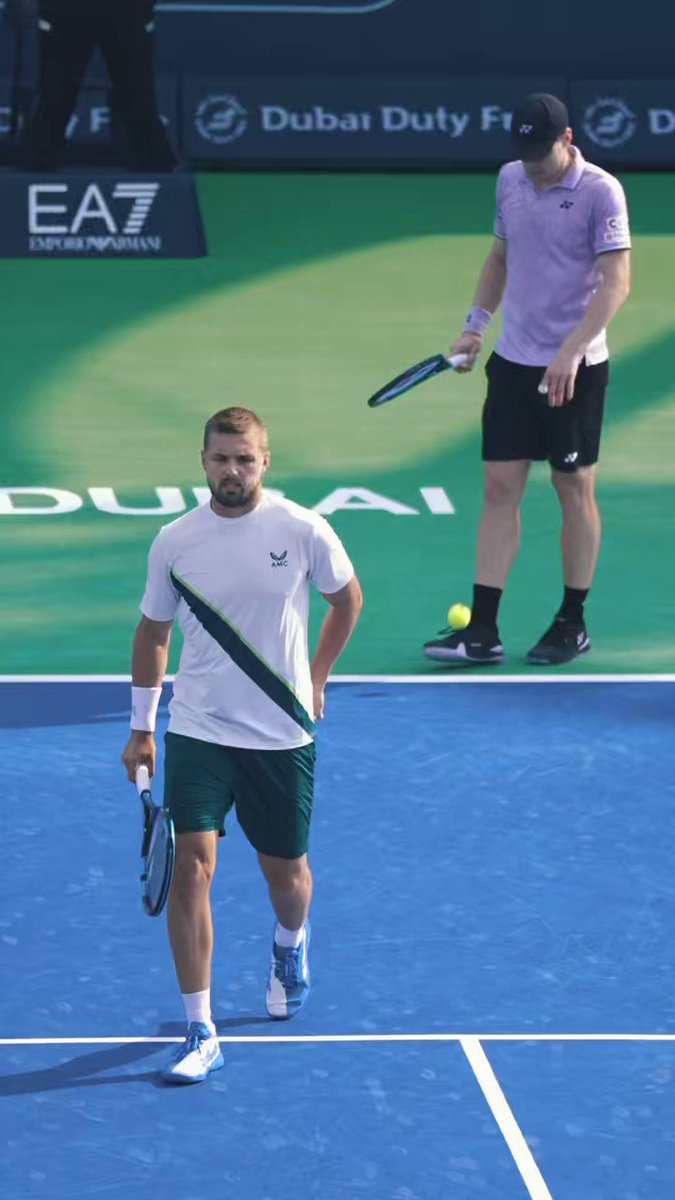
[3,173,674,674]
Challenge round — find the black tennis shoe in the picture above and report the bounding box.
[526,618,591,665]
[423,625,504,665]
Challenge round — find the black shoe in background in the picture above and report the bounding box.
[423,624,505,665]
[526,618,591,665]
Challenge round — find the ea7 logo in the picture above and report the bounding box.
[28,183,160,236]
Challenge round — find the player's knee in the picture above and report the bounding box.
[260,853,310,892]
[483,470,523,509]
[173,850,215,895]
[552,468,596,506]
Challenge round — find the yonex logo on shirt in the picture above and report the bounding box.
[270,550,288,567]
[519,124,533,134]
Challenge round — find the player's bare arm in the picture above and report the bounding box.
[542,249,632,407]
[121,615,173,781]
[451,237,507,371]
[311,575,364,719]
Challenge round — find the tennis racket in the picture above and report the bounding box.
[367,352,469,408]
[137,764,175,917]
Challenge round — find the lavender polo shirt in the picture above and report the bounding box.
[494,147,631,366]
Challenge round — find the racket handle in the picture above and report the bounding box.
[136,764,151,794]
[446,353,469,369]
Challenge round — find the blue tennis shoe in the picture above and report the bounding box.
[162,1021,224,1084]
[265,924,311,1019]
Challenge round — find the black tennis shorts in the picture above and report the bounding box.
[481,352,610,472]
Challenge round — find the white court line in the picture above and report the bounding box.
[2,1032,675,1046]
[461,1036,553,1200]
[329,674,675,684]
[0,674,674,685]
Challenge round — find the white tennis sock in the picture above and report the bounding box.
[182,989,216,1035]
[275,922,304,949]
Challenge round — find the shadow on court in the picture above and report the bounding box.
[0,1017,270,1096]
[0,1040,164,1095]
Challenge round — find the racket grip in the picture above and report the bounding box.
[136,764,151,794]
[446,353,469,369]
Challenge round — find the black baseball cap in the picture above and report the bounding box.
[510,93,569,161]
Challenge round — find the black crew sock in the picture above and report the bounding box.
[557,586,589,624]
[470,583,503,631]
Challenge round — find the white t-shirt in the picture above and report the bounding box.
[141,491,355,750]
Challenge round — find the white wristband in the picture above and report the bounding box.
[462,306,493,336]
[131,685,162,733]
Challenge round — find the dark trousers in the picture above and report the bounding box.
[20,11,177,169]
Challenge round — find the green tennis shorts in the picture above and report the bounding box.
[163,731,316,860]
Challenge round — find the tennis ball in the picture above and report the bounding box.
[447,603,471,629]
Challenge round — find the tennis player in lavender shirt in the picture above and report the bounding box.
[424,93,632,666]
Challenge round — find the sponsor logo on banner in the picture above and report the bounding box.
[27,182,162,254]
[0,486,456,518]
[196,95,248,143]
[64,98,174,144]
[257,104,476,135]
[0,80,178,145]
[0,173,206,259]
[582,97,638,148]
[649,108,675,134]
[188,87,520,153]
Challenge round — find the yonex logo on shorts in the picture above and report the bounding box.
[564,452,579,464]
[270,550,288,567]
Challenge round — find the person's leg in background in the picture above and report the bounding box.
[19,14,95,168]
[527,360,608,665]
[98,5,178,170]
[525,465,598,664]
[424,352,539,666]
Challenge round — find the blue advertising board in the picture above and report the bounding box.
[0,172,207,258]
